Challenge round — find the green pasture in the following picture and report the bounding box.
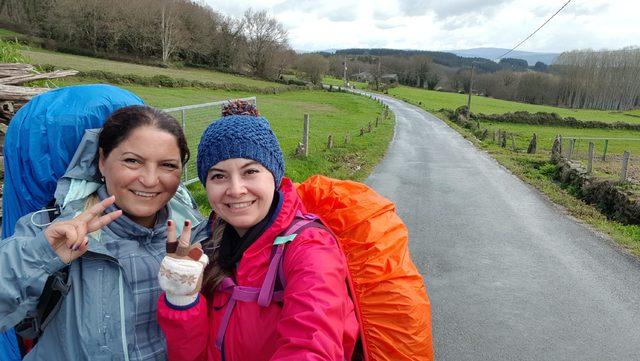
[480,121,640,156]
[390,85,639,124]
[22,48,283,90]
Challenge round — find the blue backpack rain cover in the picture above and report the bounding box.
[0,84,143,360]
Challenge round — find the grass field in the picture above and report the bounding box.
[389,85,640,124]
[480,121,640,181]
[23,48,285,90]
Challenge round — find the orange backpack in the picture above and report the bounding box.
[296,175,434,361]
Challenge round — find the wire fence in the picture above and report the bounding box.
[487,129,640,182]
[557,136,640,182]
[163,96,257,185]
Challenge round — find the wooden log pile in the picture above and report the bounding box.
[0,63,78,223]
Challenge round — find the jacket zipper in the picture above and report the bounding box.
[85,253,130,361]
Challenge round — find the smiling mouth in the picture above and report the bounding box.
[227,201,255,209]
[131,190,160,198]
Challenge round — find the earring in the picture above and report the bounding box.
[101,176,105,182]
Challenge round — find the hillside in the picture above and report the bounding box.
[21,48,285,90]
[449,48,559,65]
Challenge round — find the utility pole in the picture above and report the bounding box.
[466,63,475,113]
[343,56,348,87]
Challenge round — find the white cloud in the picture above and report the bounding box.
[204,0,640,53]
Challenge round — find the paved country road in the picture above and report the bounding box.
[363,93,640,361]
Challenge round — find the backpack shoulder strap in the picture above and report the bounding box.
[273,211,328,291]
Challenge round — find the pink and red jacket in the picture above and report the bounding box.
[158,178,359,360]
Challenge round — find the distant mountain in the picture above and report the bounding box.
[449,48,560,66]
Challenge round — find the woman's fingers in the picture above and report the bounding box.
[77,195,116,223]
[86,209,123,233]
[176,220,192,257]
[166,220,178,254]
[58,223,79,249]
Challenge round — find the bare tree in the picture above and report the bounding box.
[160,0,179,63]
[295,53,329,84]
[242,8,288,78]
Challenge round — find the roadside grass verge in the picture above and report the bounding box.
[389,85,640,124]
[439,113,640,257]
[22,48,287,90]
[54,78,393,214]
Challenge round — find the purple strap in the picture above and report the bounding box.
[276,212,320,288]
[257,244,285,306]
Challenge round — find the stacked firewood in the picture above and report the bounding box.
[0,63,78,222]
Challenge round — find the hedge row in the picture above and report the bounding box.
[470,110,640,131]
[76,70,317,94]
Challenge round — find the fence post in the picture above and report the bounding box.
[568,138,574,160]
[511,135,516,151]
[620,151,630,182]
[344,133,350,144]
[602,139,609,161]
[368,122,372,133]
[558,135,563,155]
[375,117,379,127]
[587,142,594,174]
[327,135,333,149]
[181,109,187,182]
[527,133,537,154]
[303,114,310,157]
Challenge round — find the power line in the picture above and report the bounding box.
[494,0,572,62]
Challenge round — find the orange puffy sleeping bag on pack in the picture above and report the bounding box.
[296,175,434,361]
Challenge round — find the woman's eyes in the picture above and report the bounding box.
[123,158,178,170]
[208,169,259,180]
[162,162,179,169]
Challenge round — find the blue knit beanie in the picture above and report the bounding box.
[197,115,285,187]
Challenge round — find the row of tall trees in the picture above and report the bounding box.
[0,0,290,78]
[554,48,640,110]
[326,47,639,111]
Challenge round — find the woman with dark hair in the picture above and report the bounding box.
[0,90,207,361]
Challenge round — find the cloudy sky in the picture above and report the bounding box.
[203,0,639,54]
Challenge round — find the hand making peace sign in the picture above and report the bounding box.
[44,195,122,264]
[159,220,209,306]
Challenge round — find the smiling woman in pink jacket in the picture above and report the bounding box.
[157,105,360,361]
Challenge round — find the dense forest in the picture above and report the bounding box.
[0,0,638,111]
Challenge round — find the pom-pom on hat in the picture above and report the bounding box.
[197,114,285,187]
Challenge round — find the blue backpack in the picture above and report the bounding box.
[1,84,144,359]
